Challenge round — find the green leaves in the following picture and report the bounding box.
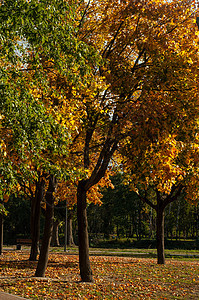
[0,0,97,197]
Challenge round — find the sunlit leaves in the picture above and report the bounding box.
[0,0,100,200]
[1,0,198,219]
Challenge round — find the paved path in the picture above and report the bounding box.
[0,291,28,300]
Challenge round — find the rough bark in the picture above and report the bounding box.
[0,214,3,255]
[67,210,75,246]
[196,205,199,241]
[175,199,181,241]
[35,175,57,277]
[76,122,117,282]
[77,180,93,282]
[29,179,45,261]
[149,207,153,238]
[156,206,165,264]
[51,219,60,247]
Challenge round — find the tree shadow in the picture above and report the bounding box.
[0,259,78,270]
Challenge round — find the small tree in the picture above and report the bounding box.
[122,133,199,264]
[35,175,57,277]
[0,202,7,255]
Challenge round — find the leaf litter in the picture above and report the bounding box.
[0,251,198,299]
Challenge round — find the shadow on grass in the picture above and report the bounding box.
[0,260,78,270]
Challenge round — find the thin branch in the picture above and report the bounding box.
[137,191,157,210]
[102,21,125,58]
[78,0,91,31]
[85,140,118,190]
[131,48,146,73]
[163,184,184,209]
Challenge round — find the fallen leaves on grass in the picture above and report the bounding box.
[0,251,198,299]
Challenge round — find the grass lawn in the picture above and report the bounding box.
[0,249,198,299]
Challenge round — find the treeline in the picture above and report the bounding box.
[87,175,199,245]
[4,175,199,247]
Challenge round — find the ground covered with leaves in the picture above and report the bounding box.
[0,250,198,299]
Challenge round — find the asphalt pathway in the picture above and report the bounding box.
[0,291,28,300]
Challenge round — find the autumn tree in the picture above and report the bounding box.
[0,202,8,255]
[1,0,104,278]
[122,133,198,263]
[119,7,199,262]
[29,175,45,261]
[64,0,199,278]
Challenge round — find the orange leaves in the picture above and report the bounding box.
[0,251,198,299]
[3,194,9,203]
[55,180,77,207]
[123,133,185,194]
[55,170,114,207]
[144,136,183,191]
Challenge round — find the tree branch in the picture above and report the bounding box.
[102,21,125,58]
[163,184,184,209]
[77,0,91,31]
[85,140,118,190]
[137,191,157,210]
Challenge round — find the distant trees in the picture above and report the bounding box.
[89,174,146,240]
[3,181,199,248]
[4,196,31,243]
[0,201,6,255]
[87,174,199,245]
[165,197,199,241]
[87,175,147,241]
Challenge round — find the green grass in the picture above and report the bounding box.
[7,243,199,260]
[50,246,199,260]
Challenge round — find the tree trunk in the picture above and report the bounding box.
[156,207,165,264]
[175,198,180,241]
[35,175,57,277]
[29,179,45,261]
[196,205,199,241]
[77,180,93,282]
[51,219,60,247]
[67,210,75,246]
[138,201,142,240]
[0,214,3,255]
[165,203,172,239]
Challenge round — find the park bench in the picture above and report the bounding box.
[16,239,42,250]
[16,239,32,250]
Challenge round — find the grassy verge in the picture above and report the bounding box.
[50,246,199,260]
